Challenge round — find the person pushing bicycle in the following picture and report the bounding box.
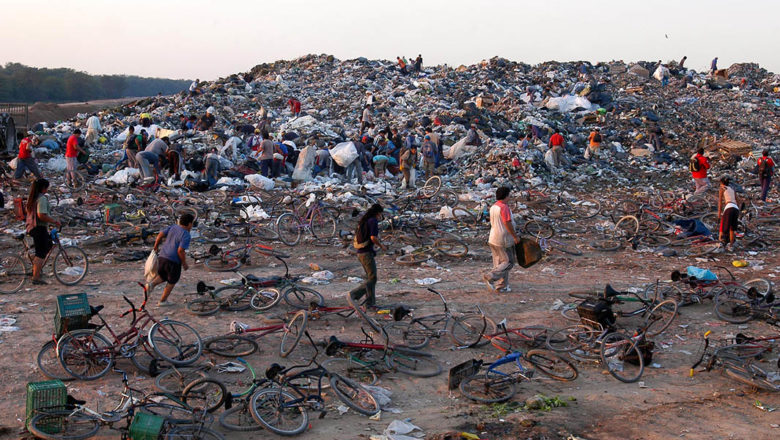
[26,178,61,285]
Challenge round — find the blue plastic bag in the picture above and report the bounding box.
[686,266,717,281]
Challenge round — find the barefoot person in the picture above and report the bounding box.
[147,213,194,306]
[26,178,61,285]
[350,203,387,308]
[483,186,519,293]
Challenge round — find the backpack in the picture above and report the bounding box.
[689,156,701,172]
[758,158,771,177]
[422,142,434,158]
[593,132,602,143]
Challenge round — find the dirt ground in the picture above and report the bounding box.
[0,218,778,440]
[27,98,143,126]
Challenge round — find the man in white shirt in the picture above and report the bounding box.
[483,186,520,292]
[85,113,101,147]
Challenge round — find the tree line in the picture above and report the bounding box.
[0,63,190,103]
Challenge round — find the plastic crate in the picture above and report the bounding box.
[26,380,67,429]
[128,412,164,440]
[54,293,91,337]
[448,359,483,390]
[103,203,122,224]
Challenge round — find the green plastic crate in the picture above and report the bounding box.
[129,412,164,440]
[54,293,91,337]
[25,380,67,429]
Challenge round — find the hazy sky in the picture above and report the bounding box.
[2,0,778,80]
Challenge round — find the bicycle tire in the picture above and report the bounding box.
[219,402,262,431]
[724,365,779,392]
[275,212,302,246]
[523,219,554,239]
[250,224,280,241]
[309,210,337,240]
[198,227,232,244]
[182,378,228,413]
[561,304,581,322]
[329,374,380,415]
[395,252,433,265]
[742,278,772,296]
[203,255,242,272]
[717,344,769,360]
[420,175,442,198]
[644,299,678,337]
[28,409,100,440]
[155,367,209,394]
[526,349,578,381]
[280,310,308,358]
[572,198,601,218]
[346,294,383,333]
[57,330,114,380]
[550,240,583,256]
[713,289,753,323]
[321,357,378,386]
[614,215,639,239]
[148,320,203,366]
[186,297,221,316]
[546,324,598,353]
[52,246,89,286]
[433,237,468,258]
[458,375,516,403]
[214,285,251,312]
[250,288,282,311]
[249,387,308,436]
[600,332,644,383]
[205,335,258,357]
[386,351,442,377]
[684,242,722,257]
[0,254,26,294]
[435,189,459,208]
[282,286,325,310]
[382,320,431,349]
[590,239,622,252]
[450,314,497,348]
[164,424,226,440]
[138,403,204,425]
[37,340,74,381]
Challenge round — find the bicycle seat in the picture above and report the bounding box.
[13,233,25,241]
[196,281,214,294]
[265,363,285,380]
[602,284,622,298]
[66,394,87,409]
[246,275,281,287]
[90,305,104,315]
[325,336,343,356]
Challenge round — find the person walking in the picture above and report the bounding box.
[360,104,373,134]
[349,204,387,308]
[690,147,711,195]
[85,113,101,147]
[717,177,740,251]
[259,132,275,177]
[548,131,565,166]
[757,149,775,202]
[13,134,43,180]
[710,57,718,74]
[65,129,87,187]
[483,187,519,293]
[26,178,61,285]
[147,213,194,306]
[421,135,437,178]
[399,142,416,190]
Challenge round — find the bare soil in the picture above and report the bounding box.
[27,98,143,126]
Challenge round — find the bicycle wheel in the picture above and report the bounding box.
[280,310,308,358]
[28,410,100,440]
[155,367,209,394]
[205,335,258,357]
[214,285,251,312]
[526,349,578,381]
[203,255,242,272]
[138,403,203,425]
[310,210,337,240]
[435,189,459,208]
[282,286,325,310]
[724,364,779,392]
[572,198,601,218]
[329,374,380,415]
[57,330,114,380]
[70,171,86,192]
[37,340,74,381]
[52,246,88,286]
[0,254,26,294]
[219,402,262,431]
[684,242,722,257]
[714,289,753,323]
[148,320,203,366]
[420,175,442,198]
[386,351,442,377]
[433,237,468,258]
[250,388,308,436]
[524,219,554,239]
[186,298,221,316]
[600,332,644,383]
[450,314,497,348]
[742,278,772,296]
[644,299,678,337]
[129,336,168,374]
[383,320,431,349]
[614,215,639,239]
[250,288,282,311]
[561,304,580,322]
[182,378,228,413]
[164,424,226,440]
[321,357,378,386]
[276,212,302,246]
[395,252,433,265]
[458,375,516,403]
[546,324,598,353]
[198,227,231,244]
[590,238,622,252]
[250,224,280,241]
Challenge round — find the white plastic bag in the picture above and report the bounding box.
[329,142,358,167]
[144,251,158,282]
[245,174,275,190]
[292,145,316,181]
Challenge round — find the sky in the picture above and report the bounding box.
[1,0,778,80]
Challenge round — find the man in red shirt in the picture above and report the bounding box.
[548,131,565,167]
[287,98,301,117]
[690,147,710,195]
[13,134,43,180]
[757,149,775,201]
[65,129,87,187]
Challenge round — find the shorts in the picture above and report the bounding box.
[29,226,52,259]
[719,207,739,241]
[157,257,182,285]
[66,156,77,172]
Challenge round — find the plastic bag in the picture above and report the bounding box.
[292,145,316,181]
[686,266,717,281]
[245,174,275,190]
[330,141,358,167]
[144,250,158,282]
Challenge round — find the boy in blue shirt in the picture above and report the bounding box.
[148,213,195,306]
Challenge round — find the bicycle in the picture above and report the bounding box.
[690,331,779,392]
[714,284,780,324]
[381,288,496,349]
[56,283,203,380]
[458,349,579,403]
[202,241,290,272]
[323,333,443,378]
[202,310,308,359]
[275,195,337,246]
[0,228,88,294]
[393,235,469,265]
[478,320,559,353]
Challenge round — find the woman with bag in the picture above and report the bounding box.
[26,178,61,285]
